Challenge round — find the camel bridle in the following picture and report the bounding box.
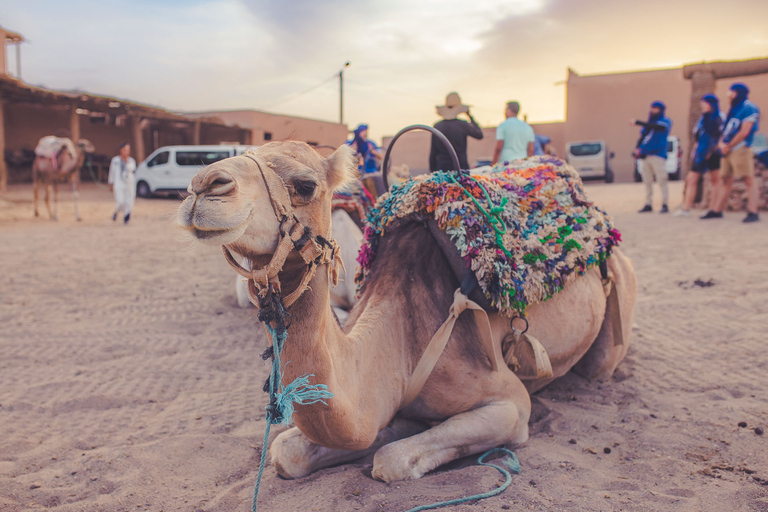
[221,150,344,311]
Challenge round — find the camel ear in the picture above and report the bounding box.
[325,144,359,192]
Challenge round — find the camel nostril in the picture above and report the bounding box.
[192,169,237,196]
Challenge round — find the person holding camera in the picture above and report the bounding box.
[632,101,672,213]
[429,92,483,172]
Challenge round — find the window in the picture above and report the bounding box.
[569,143,602,157]
[175,151,231,166]
[147,151,169,167]
[667,140,674,152]
[264,132,272,141]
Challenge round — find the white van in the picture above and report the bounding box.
[565,140,615,183]
[633,136,682,181]
[135,145,256,197]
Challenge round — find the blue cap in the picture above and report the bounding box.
[730,83,749,96]
[701,94,719,110]
[651,101,666,110]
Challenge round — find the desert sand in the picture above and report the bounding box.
[1,180,766,512]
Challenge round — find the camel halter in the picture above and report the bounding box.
[221,151,344,311]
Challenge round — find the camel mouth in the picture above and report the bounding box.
[178,195,255,245]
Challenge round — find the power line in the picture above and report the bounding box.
[259,73,338,111]
[345,78,435,102]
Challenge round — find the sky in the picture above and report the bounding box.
[2,0,768,142]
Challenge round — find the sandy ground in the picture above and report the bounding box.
[1,180,767,512]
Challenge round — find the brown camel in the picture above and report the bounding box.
[177,141,637,482]
[32,138,95,221]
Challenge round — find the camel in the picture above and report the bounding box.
[32,137,95,221]
[177,141,637,483]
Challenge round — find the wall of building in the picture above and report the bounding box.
[189,110,348,149]
[564,68,692,183]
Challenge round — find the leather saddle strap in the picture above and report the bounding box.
[242,152,293,221]
[606,274,624,347]
[400,288,502,409]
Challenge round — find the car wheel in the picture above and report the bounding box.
[604,168,614,184]
[136,181,152,198]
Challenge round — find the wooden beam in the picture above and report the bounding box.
[130,115,145,163]
[0,99,6,192]
[69,106,81,141]
[192,119,201,145]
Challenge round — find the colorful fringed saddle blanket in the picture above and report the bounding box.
[332,180,375,221]
[355,156,621,316]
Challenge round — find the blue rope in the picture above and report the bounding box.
[403,448,521,512]
[251,304,334,512]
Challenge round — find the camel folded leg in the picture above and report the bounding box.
[271,418,429,479]
[572,250,636,380]
[372,399,529,482]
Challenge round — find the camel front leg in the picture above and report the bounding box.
[33,180,40,217]
[271,418,428,479]
[71,177,81,221]
[372,400,529,482]
[52,181,59,221]
[43,183,55,220]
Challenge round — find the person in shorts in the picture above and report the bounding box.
[701,83,761,223]
[674,94,725,216]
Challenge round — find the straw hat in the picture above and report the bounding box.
[436,92,469,120]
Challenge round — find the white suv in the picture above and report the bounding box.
[135,145,256,197]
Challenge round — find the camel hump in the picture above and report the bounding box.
[35,136,76,160]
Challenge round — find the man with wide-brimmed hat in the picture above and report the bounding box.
[429,92,483,172]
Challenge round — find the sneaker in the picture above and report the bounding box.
[638,204,653,213]
[124,213,131,224]
[743,212,760,223]
[700,210,723,219]
[660,204,669,213]
[672,209,691,217]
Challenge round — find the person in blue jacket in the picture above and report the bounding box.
[346,124,382,175]
[701,83,761,223]
[674,94,725,216]
[632,101,672,213]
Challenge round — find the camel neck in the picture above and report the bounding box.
[271,222,459,448]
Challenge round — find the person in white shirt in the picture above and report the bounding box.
[108,142,137,224]
[492,101,535,165]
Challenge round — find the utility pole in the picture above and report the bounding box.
[340,62,350,124]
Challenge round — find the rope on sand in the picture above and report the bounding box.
[251,298,333,512]
[403,447,521,512]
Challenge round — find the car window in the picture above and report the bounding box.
[175,151,231,166]
[569,143,602,156]
[147,151,169,167]
[667,140,674,152]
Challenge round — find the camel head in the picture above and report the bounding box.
[178,141,358,261]
[76,139,96,154]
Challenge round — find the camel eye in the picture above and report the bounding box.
[294,180,317,197]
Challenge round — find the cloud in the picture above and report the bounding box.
[2,0,767,142]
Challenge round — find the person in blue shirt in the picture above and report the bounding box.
[493,101,535,165]
[346,124,382,175]
[674,94,725,216]
[632,101,672,213]
[701,83,760,223]
[533,134,552,156]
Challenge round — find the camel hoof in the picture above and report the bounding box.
[372,444,427,482]
[76,217,82,222]
[270,428,315,480]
